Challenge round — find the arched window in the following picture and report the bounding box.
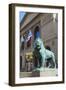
[34,26,40,39]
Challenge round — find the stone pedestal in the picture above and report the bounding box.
[40,68,58,76]
[32,68,58,77]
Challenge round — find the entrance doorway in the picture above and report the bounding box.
[34,26,40,39]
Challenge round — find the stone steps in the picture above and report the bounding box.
[20,68,58,78]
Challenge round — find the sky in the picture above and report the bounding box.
[19,11,26,23]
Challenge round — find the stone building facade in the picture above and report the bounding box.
[20,13,58,72]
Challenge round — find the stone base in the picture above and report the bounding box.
[20,68,58,78]
[32,68,58,77]
[40,68,58,77]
